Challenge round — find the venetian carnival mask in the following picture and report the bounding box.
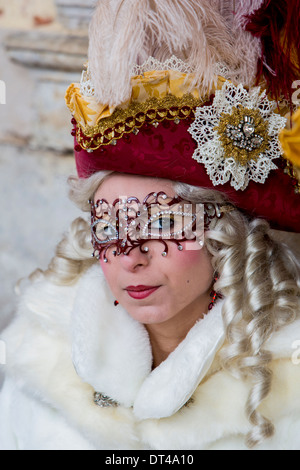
[89,191,233,262]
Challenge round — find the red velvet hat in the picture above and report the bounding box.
[66,0,300,233]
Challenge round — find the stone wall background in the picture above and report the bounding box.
[0,1,95,354]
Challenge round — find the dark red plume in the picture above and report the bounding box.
[244,0,300,104]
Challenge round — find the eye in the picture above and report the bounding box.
[150,214,175,234]
[92,219,118,243]
[146,211,189,238]
[144,209,198,239]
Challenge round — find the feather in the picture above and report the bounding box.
[234,0,265,26]
[228,1,264,87]
[88,0,145,106]
[88,0,260,106]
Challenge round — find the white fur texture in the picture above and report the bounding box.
[133,302,225,419]
[1,264,300,450]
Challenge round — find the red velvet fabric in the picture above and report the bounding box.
[75,120,300,233]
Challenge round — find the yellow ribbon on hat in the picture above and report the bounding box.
[65,70,226,138]
[280,108,300,168]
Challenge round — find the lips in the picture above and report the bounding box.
[125,285,160,300]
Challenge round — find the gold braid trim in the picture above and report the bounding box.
[75,93,207,151]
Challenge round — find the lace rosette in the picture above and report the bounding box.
[188,81,287,191]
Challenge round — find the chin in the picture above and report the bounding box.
[127,305,171,325]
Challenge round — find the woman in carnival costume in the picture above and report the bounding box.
[0,0,300,450]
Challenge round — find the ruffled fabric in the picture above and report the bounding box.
[65,70,225,135]
[65,83,113,131]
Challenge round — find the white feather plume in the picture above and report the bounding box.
[88,0,263,106]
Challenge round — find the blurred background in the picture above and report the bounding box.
[0,0,96,342]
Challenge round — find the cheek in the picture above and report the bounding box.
[99,260,118,292]
[168,244,213,287]
[171,242,211,269]
[99,246,119,276]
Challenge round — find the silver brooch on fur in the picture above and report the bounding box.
[94,391,119,408]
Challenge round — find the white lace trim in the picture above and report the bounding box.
[132,56,231,79]
[80,56,194,97]
[188,81,287,191]
[80,55,230,97]
[80,67,95,97]
[131,55,194,76]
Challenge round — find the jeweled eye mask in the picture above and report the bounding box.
[89,191,232,262]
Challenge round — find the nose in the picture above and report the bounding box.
[117,246,150,272]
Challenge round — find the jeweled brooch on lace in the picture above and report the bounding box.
[188,81,287,191]
[217,107,268,165]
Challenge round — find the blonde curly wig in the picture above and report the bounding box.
[38,170,299,449]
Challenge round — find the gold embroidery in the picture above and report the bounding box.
[76,93,206,150]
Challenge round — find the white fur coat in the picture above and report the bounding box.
[0,264,300,450]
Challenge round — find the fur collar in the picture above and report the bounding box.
[3,264,300,449]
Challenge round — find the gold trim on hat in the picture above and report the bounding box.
[75,93,206,150]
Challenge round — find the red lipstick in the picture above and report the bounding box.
[125,285,160,300]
